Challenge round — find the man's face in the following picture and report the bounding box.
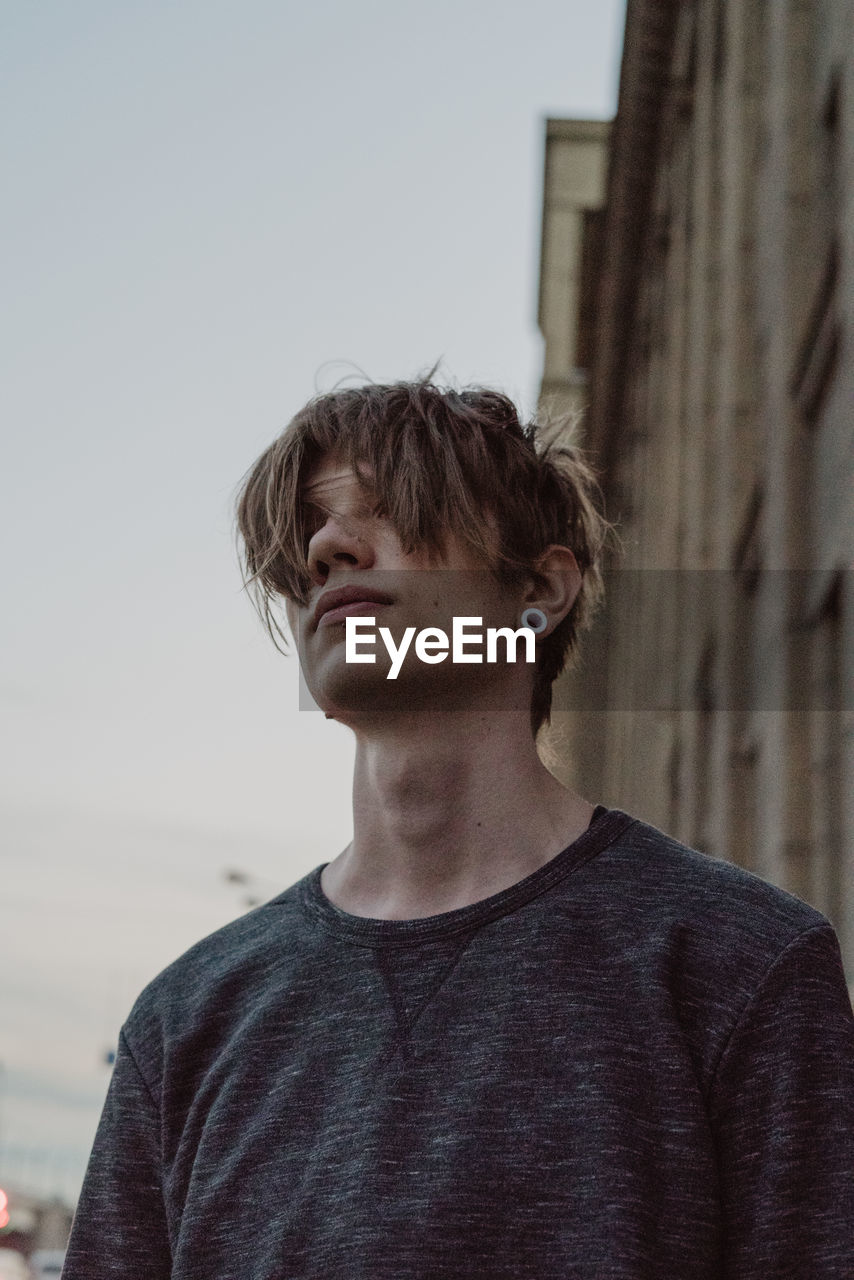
[284,452,531,724]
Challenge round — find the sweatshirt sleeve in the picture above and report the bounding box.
[62,1027,173,1279]
[708,921,854,1278]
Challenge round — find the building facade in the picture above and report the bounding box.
[539,0,854,980]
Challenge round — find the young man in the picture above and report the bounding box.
[63,380,854,1279]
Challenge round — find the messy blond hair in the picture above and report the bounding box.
[233,378,619,736]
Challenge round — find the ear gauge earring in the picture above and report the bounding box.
[521,607,548,634]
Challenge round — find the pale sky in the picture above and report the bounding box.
[1,0,625,1206]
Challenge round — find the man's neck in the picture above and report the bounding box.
[320,707,594,920]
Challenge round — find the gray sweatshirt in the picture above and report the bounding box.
[62,806,854,1278]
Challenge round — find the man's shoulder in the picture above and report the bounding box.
[595,810,831,965]
[583,812,844,1090]
[121,868,316,1067]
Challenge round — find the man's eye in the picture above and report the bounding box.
[351,498,386,521]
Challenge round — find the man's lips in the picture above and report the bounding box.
[313,586,394,629]
[317,599,391,628]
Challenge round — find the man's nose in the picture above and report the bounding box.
[308,515,376,585]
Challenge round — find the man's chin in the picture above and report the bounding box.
[309,672,434,722]
[303,662,524,724]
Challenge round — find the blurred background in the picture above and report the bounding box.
[0,0,625,1254]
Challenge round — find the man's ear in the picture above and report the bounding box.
[521,545,582,636]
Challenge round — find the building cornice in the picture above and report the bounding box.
[537,117,611,335]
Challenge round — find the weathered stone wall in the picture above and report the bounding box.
[538,0,854,980]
